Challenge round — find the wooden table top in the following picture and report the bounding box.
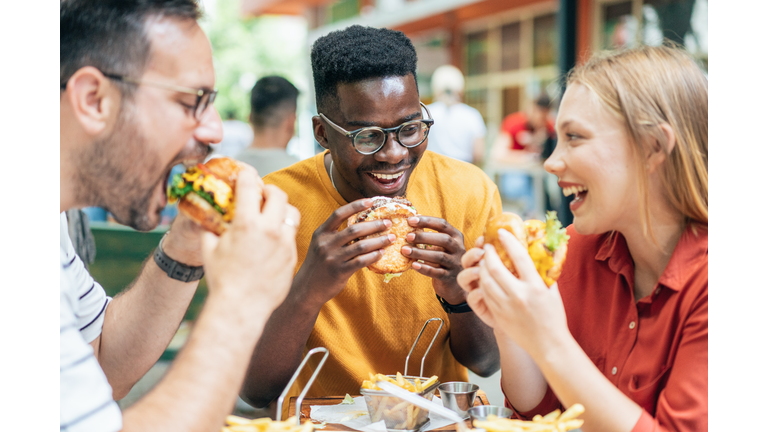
[287,390,489,432]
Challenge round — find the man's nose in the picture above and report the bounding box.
[374,131,408,164]
[194,106,224,145]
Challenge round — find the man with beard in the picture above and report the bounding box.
[60,1,299,431]
[241,25,502,412]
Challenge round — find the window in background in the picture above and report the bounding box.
[502,87,521,119]
[533,13,558,67]
[466,30,489,76]
[501,22,521,71]
[465,89,488,122]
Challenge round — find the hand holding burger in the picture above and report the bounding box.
[347,196,420,282]
[483,211,569,287]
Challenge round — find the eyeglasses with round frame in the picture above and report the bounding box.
[319,102,435,155]
[60,71,218,121]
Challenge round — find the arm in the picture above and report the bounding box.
[478,229,644,431]
[121,170,300,432]
[89,213,205,400]
[240,200,394,407]
[402,217,500,377]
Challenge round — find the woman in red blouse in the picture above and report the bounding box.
[458,45,708,432]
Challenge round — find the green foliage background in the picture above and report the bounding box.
[201,0,309,122]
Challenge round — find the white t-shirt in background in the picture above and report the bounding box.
[425,101,487,163]
[60,212,122,432]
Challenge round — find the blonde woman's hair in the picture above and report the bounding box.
[568,44,708,236]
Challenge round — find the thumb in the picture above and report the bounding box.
[200,230,220,267]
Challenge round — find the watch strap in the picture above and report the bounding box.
[153,236,204,283]
[435,295,473,314]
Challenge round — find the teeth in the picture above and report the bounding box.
[372,172,404,180]
[562,185,588,197]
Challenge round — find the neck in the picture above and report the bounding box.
[621,200,686,300]
[250,127,290,150]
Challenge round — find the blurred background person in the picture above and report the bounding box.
[426,65,487,165]
[491,92,555,163]
[235,76,300,176]
[213,110,254,158]
[490,92,556,218]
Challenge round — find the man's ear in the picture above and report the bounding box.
[646,123,676,174]
[284,111,297,136]
[312,115,329,149]
[65,66,120,137]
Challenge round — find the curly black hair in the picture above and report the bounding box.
[311,25,418,112]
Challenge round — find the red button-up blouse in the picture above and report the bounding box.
[505,225,708,432]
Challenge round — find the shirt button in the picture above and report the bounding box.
[611,367,617,375]
[655,288,661,295]
[629,321,636,329]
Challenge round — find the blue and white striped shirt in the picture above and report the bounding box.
[60,212,122,431]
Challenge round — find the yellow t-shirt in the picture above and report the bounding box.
[264,150,502,402]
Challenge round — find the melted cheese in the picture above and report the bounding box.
[181,167,234,212]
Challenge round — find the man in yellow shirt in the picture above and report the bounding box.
[241,25,502,409]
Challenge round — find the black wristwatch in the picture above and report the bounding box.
[435,295,473,314]
[153,234,205,282]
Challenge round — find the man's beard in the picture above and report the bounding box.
[73,102,165,231]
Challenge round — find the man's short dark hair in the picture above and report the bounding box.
[60,0,202,96]
[310,25,418,113]
[250,76,299,129]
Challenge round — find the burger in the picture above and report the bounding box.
[348,196,420,283]
[167,157,243,235]
[484,211,569,287]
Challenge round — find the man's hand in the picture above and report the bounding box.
[401,216,466,304]
[201,165,300,312]
[293,199,394,307]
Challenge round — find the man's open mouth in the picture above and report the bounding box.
[367,171,405,186]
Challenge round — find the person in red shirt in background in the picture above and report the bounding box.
[459,44,708,432]
[491,93,555,163]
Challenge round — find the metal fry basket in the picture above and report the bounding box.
[276,346,330,424]
[360,318,444,431]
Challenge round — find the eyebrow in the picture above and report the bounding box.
[346,110,422,128]
[556,119,573,132]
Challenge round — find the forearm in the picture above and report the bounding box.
[122,292,272,432]
[536,335,642,432]
[447,310,499,377]
[496,331,548,412]
[96,256,198,399]
[240,280,324,407]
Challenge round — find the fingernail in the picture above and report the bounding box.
[408,217,419,224]
[477,249,485,256]
[402,246,412,256]
[383,219,393,228]
[363,199,373,207]
[412,261,421,269]
[406,233,415,242]
[388,234,396,242]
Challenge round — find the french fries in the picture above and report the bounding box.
[221,416,315,432]
[473,404,585,432]
[360,372,440,430]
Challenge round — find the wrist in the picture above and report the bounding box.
[162,230,204,267]
[434,282,467,305]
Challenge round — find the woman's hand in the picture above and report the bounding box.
[457,235,499,329]
[478,228,570,360]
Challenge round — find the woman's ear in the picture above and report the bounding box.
[646,123,676,173]
[312,116,329,149]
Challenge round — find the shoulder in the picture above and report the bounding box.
[416,151,495,191]
[263,154,319,187]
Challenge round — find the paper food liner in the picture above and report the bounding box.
[310,396,456,432]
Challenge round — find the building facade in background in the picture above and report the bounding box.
[241,0,707,138]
